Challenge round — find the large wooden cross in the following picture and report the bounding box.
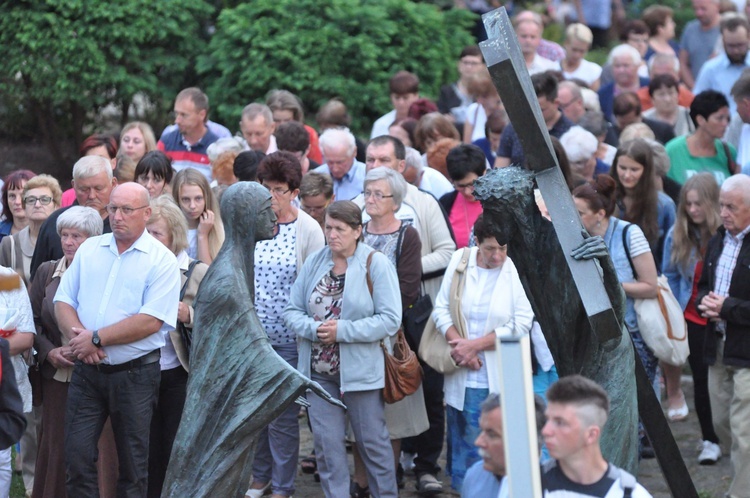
[478,8,697,497]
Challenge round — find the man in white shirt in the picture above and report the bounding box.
[54,183,180,497]
[730,72,750,173]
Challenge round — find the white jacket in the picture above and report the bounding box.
[432,248,533,410]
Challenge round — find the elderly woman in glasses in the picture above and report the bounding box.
[28,206,107,498]
[0,174,62,288]
[246,151,324,498]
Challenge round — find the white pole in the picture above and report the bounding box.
[497,331,542,498]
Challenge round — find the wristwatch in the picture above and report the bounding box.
[92,330,102,348]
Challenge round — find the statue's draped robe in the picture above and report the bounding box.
[163,185,331,498]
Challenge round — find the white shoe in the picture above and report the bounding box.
[400,451,416,472]
[245,482,271,498]
[698,440,722,465]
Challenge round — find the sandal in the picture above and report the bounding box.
[350,480,370,498]
[417,474,443,496]
[300,454,317,475]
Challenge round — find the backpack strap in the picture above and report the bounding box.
[617,467,637,497]
[721,141,739,175]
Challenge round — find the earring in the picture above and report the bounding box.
[596,220,601,228]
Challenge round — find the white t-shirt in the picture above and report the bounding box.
[419,163,454,199]
[370,109,397,139]
[466,103,488,142]
[556,59,602,87]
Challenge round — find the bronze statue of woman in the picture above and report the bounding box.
[162,182,343,498]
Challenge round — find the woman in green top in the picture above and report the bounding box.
[665,90,738,186]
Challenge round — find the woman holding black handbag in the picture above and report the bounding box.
[144,195,208,497]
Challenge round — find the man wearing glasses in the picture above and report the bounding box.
[54,182,180,497]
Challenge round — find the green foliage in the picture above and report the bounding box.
[198,0,476,136]
[0,0,213,162]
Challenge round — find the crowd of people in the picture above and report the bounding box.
[3,0,750,496]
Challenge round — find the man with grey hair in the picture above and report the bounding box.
[697,173,750,497]
[694,16,750,114]
[679,0,721,89]
[560,126,607,181]
[462,393,547,498]
[315,127,365,201]
[158,87,221,181]
[54,182,180,497]
[598,44,649,122]
[558,81,586,124]
[240,103,278,155]
[31,156,116,279]
[514,16,557,75]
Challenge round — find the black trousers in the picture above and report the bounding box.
[403,361,444,477]
[65,361,160,498]
[687,320,719,444]
[147,366,188,498]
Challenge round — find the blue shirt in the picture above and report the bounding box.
[315,160,366,201]
[693,52,750,114]
[54,231,181,365]
[461,460,507,497]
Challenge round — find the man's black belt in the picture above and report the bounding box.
[90,350,161,374]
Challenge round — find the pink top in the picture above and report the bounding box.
[61,188,76,208]
[449,193,483,249]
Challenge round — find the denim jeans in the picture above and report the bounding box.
[65,361,160,498]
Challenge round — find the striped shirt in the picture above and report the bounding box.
[157,127,220,181]
[713,225,750,333]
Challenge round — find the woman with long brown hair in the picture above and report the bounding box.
[662,173,723,464]
[610,138,676,271]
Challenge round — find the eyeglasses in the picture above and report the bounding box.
[24,196,53,206]
[558,97,581,110]
[106,205,149,216]
[262,184,291,196]
[363,191,394,201]
[454,181,475,190]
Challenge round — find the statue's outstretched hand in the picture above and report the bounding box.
[571,230,609,261]
[306,379,347,410]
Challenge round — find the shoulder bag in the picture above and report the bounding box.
[175,259,202,365]
[394,225,434,351]
[622,224,689,366]
[418,247,471,374]
[366,251,423,404]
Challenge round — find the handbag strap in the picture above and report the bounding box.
[721,141,739,176]
[621,222,638,280]
[365,251,376,296]
[180,259,201,301]
[9,234,15,273]
[449,248,471,339]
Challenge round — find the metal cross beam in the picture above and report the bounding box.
[479,9,620,343]
[479,8,698,497]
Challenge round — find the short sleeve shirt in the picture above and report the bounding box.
[665,136,735,185]
[54,232,180,365]
[254,221,297,345]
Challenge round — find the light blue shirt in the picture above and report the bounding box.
[461,460,507,498]
[54,231,181,365]
[315,160,366,201]
[693,52,750,114]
